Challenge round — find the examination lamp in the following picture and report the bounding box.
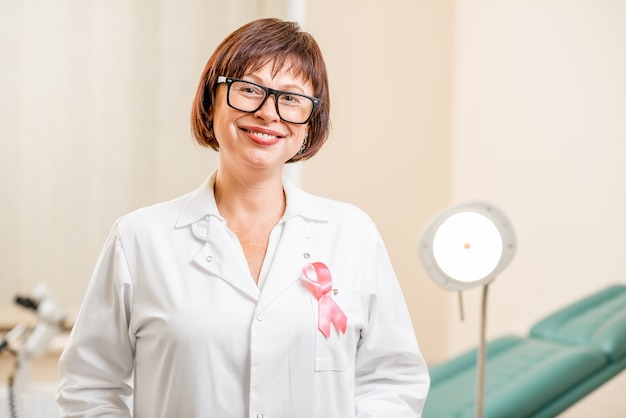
[418,201,516,418]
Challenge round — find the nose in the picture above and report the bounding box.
[254,93,280,122]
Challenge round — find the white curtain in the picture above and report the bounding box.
[0,0,292,324]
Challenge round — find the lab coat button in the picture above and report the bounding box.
[205,255,213,262]
[257,414,264,418]
[303,252,310,259]
[256,315,263,322]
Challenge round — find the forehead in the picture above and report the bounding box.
[245,53,308,75]
[244,59,313,92]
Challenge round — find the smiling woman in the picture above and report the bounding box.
[56,17,430,418]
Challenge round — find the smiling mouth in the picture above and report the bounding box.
[244,129,281,141]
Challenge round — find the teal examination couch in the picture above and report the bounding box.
[423,284,626,417]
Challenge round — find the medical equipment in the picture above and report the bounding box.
[1,284,67,418]
[423,284,626,417]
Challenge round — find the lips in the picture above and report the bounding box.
[242,127,284,145]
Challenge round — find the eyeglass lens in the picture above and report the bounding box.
[228,80,314,124]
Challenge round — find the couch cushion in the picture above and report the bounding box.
[530,284,626,360]
[424,336,607,418]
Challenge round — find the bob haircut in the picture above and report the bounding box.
[190,18,330,163]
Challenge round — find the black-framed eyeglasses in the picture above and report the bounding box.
[217,76,319,124]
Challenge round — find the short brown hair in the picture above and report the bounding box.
[190,18,330,163]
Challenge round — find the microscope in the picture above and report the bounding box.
[1,284,67,418]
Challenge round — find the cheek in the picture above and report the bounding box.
[211,91,234,141]
[290,129,308,149]
[212,109,237,145]
[296,127,308,142]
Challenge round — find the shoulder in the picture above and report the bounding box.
[298,190,382,241]
[284,177,378,234]
[311,193,372,223]
[113,192,192,237]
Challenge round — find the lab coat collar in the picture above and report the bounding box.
[175,170,330,229]
[175,171,222,228]
[180,170,329,303]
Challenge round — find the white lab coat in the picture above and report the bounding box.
[57,172,430,418]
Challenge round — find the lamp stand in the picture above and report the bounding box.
[476,283,490,418]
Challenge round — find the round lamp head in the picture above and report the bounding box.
[419,201,516,291]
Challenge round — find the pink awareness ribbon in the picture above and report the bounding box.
[301,262,347,338]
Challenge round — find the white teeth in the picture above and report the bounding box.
[249,130,277,140]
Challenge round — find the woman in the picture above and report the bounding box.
[57,18,430,417]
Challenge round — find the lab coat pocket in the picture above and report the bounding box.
[314,290,361,372]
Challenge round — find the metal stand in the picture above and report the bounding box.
[476,283,490,418]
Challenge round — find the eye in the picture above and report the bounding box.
[234,82,265,97]
[279,93,304,106]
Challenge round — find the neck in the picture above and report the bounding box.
[214,168,286,224]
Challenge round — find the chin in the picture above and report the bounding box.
[245,149,295,170]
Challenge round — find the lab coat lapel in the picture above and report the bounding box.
[255,217,313,313]
[192,217,260,301]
